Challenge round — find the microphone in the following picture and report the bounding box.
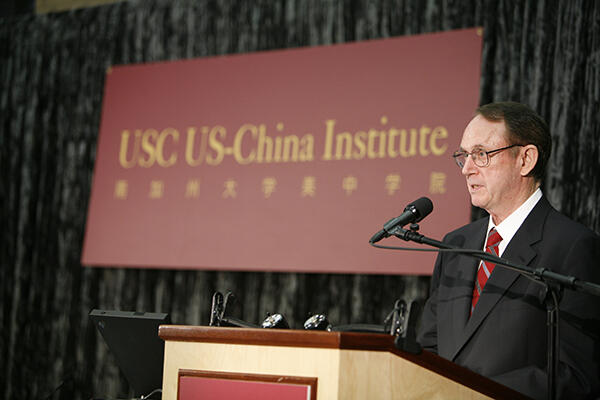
[369,197,433,244]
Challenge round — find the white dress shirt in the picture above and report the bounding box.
[485,188,543,256]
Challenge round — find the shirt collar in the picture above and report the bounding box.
[486,187,542,255]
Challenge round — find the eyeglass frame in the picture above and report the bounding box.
[452,144,524,168]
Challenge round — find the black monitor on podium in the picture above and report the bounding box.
[89,309,170,398]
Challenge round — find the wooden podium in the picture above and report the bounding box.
[159,325,529,400]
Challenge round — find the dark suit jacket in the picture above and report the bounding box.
[417,196,600,399]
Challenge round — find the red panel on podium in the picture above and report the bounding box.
[178,370,316,400]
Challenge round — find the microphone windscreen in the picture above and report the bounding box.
[409,197,433,221]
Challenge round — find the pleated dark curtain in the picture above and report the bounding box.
[1,0,598,399]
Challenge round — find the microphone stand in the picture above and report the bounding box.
[388,224,600,400]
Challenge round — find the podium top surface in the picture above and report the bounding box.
[159,325,530,400]
[159,325,392,350]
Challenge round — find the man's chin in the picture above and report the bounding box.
[469,194,486,210]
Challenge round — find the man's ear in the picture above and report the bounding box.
[520,145,538,177]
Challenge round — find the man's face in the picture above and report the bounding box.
[459,115,523,222]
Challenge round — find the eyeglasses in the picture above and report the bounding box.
[452,144,523,168]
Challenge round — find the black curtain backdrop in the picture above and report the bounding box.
[1,0,599,399]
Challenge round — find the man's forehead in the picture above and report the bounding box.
[459,133,501,150]
[460,116,507,149]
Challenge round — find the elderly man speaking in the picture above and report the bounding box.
[417,102,600,399]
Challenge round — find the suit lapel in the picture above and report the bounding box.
[450,197,551,361]
[449,222,486,334]
[439,218,486,359]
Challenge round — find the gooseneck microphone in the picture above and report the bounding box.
[369,197,433,244]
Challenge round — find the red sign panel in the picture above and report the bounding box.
[82,28,482,274]
[178,375,313,400]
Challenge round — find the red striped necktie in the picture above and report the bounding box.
[471,227,503,315]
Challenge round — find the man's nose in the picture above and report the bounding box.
[461,154,477,175]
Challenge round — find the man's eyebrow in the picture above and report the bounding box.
[458,145,486,152]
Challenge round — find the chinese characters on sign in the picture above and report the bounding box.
[113,172,448,199]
